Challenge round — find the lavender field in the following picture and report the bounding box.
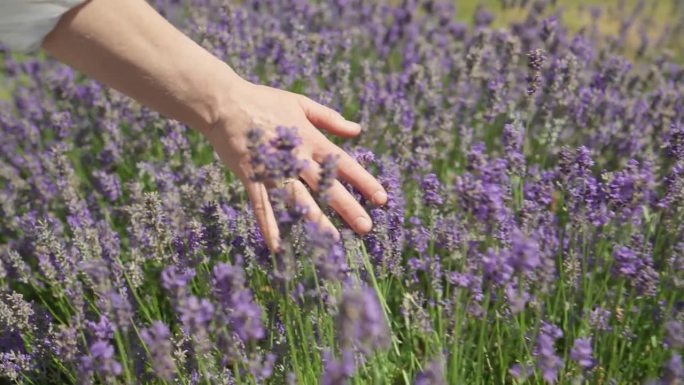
[2,0,684,384]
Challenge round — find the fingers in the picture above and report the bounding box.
[300,162,374,235]
[298,96,361,138]
[285,180,340,240]
[312,142,388,206]
[245,180,280,252]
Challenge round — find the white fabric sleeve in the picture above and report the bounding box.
[0,0,85,52]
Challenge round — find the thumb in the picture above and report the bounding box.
[298,96,361,138]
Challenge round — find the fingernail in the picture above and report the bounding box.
[345,121,361,133]
[270,237,281,252]
[353,216,371,232]
[372,191,388,205]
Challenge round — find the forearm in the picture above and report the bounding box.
[41,0,239,134]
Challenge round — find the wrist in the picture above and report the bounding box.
[194,60,246,136]
[201,65,254,139]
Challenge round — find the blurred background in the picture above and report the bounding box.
[1,0,683,99]
[455,0,684,61]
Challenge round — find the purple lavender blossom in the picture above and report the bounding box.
[248,126,307,183]
[304,221,347,281]
[320,350,355,385]
[569,337,595,369]
[161,266,195,299]
[420,173,444,207]
[141,321,176,381]
[612,246,659,296]
[318,154,339,204]
[508,229,541,274]
[79,340,122,379]
[663,353,684,385]
[665,321,684,349]
[414,357,446,385]
[85,315,114,341]
[212,262,265,342]
[92,170,122,202]
[536,322,564,383]
[337,285,390,356]
[178,296,214,338]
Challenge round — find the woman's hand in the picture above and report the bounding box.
[203,77,388,252]
[40,0,386,252]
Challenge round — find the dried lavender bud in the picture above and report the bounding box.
[0,292,34,333]
[526,48,546,96]
[540,16,557,44]
[0,351,32,381]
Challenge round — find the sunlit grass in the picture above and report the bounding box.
[455,0,683,61]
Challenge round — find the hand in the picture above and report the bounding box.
[203,77,388,252]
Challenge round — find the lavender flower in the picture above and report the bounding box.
[212,262,265,343]
[663,353,684,385]
[526,49,546,96]
[535,322,564,383]
[92,170,122,202]
[665,321,684,349]
[79,340,122,379]
[320,350,355,385]
[141,321,176,381]
[420,173,444,207]
[414,356,446,385]
[178,296,214,346]
[337,285,390,356]
[569,337,595,369]
[508,229,541,274]
[612,246,659,296]
[304,221,347,281]
[248,126,307,183]
[85,315,114,341]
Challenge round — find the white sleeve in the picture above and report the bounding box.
[0,0,85,52]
